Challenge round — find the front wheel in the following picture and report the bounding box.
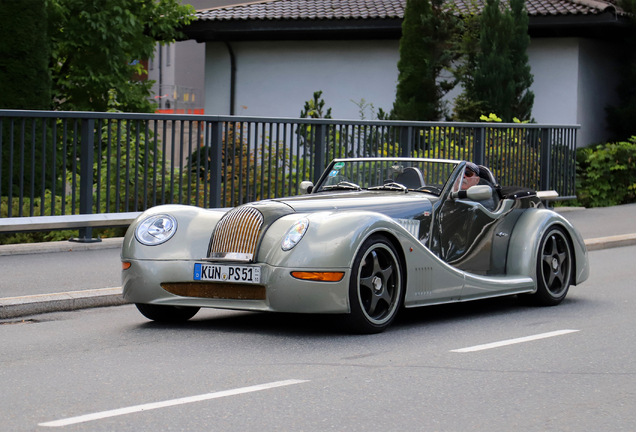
[135,303,200,323]
[531,226,573,306]
[344,235,403,334]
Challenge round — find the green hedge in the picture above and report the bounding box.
[574,137,636,208]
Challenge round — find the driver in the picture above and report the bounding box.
[461,162,481,190]
[461,162,496,210]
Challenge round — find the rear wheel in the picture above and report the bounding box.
[531,226,573,306]
[344,235,403,334]
[135,303,200,322]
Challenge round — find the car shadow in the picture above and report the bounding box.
[394,293,586,329]
[134,294,587,338]
[136,309,349,337]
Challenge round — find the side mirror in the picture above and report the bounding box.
[450,185,492,201]
[299,181,314,194]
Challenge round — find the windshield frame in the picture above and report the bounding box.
[312,157,463,195]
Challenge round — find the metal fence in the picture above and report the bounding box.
[0,110,579,224]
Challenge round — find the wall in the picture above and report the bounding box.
[527,38,580,126]
[576,39,620,146]
[204,36,619,147]
[205,40,400,119]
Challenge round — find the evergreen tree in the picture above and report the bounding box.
[451,9,484,121]
[392,0,460,121]
[472,0,516,121]
[0,0,51,110]
[508,0,534,121]
[606,0,636,140]
[0,0,52,197]
[454,0,534,122]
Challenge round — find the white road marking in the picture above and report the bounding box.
[450,329,580,353]
[39,379,309,428]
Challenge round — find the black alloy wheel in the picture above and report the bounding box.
[345,235,403,334]
[533,226,573,306]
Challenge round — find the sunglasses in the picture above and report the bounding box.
[464,170,476,178]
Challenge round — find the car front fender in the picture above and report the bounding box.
[121,204,229,260]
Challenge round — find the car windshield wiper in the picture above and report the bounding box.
[368,182,408,192]
[321,181,362,191]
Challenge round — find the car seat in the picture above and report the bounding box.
[395,167,425,189]
[477,165,498,185]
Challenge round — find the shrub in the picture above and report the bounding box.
[575,137,636,207]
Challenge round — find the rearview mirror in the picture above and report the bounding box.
[466,185,493,201]
[299,181,314,194]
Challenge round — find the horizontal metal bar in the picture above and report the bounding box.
[0,212,142,232]
[0,110,582,129]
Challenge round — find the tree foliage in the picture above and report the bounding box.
[0,0,51,110]
[392,0,461,121]
[453,0,534,122]
[48,0,195,113]
[472,0,516,121]
[606,0,636,140]
[508,0,534,121]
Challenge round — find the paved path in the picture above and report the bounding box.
[555,203,636,239]
[1,203,635,319]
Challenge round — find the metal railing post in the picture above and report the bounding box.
[209,120,223,209]
[540,128,552,191]
[71,118,100,242]
[399,126,413,157]
[313,124,326,184]
[473,126,486,166]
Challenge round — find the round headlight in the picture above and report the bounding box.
[281,218,309,251]
[135,214,178,246]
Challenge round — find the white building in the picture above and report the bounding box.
[146,0,242,113]
[183,0,628,147]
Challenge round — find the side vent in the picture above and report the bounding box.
[414,267,433,297]
[395,218,421,238]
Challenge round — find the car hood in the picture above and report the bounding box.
[271,190,434,220]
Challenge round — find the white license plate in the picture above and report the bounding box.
[193,263,261,284]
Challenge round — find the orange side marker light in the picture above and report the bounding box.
[291,271,345,282]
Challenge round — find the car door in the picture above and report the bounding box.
[427,165,508,275]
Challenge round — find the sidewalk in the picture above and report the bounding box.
[1,203,635,320]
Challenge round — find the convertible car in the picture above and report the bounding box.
[121,158,589,333]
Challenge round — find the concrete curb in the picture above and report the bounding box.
[0,287,128,320]
[584,233,636,251]
[0,237,124,256]
[1,233,635,320]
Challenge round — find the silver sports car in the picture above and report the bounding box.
[122,158,589,333]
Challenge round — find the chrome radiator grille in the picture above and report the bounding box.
[209,206,264,261]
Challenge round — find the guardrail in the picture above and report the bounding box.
[0,110,579,239]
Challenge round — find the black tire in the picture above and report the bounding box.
[344,235,403,334]
[531,226,573,306]
[135,303,200,323]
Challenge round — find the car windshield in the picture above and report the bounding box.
[314,158,459,195]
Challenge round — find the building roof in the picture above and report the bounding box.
[194,0,622,20]
[184,0,628,42]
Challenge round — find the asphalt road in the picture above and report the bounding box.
[0,248,122,298]
[1,244,635,431]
